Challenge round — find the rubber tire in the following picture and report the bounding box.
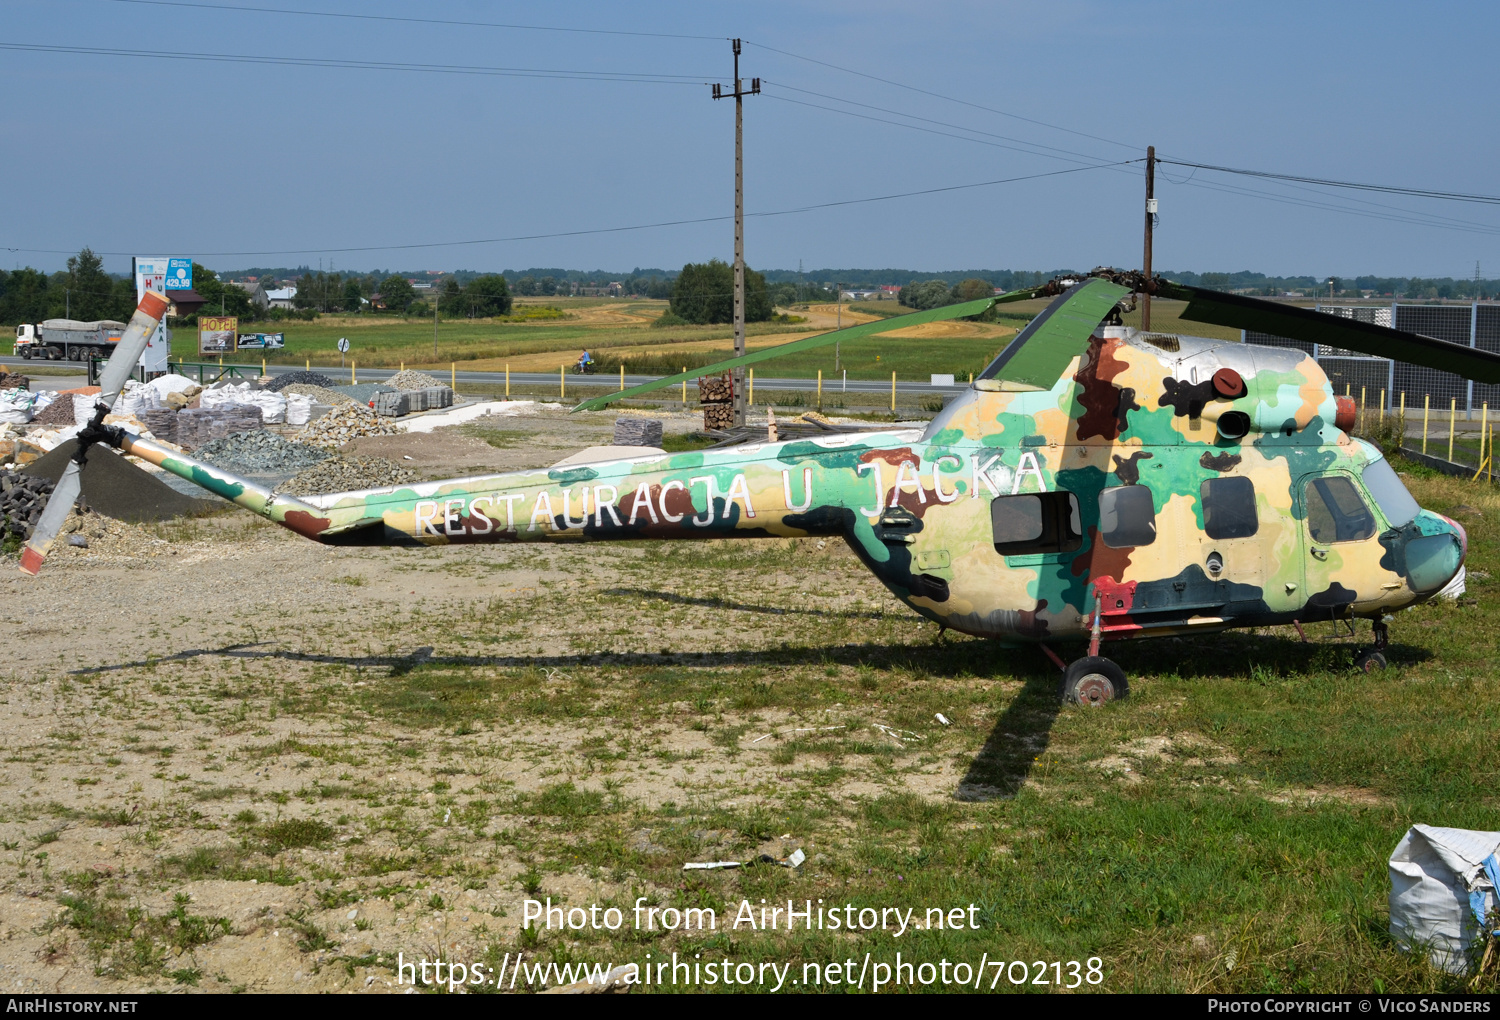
[1060,656,1129,706]
[19,348,30,360]
[68,347,82,361]
[1353,649,1387,673]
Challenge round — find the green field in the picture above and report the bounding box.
[167,298,1028,383]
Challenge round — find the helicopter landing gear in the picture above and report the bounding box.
[1353,617,1391,673]
[1060,656,1129,705]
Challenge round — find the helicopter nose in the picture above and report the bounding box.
[1404,515,1466,593]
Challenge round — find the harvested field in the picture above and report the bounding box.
[0,414,1495,995]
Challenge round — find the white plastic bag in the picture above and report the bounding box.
[1390,824,1500,973]
[146,372,198,398]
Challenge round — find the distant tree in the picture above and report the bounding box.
[437,278,464,315]
[537,276,558,296]
[463,274,512,317]
[514,275,538,296]
[189,265,255,321]
[342,277,365,312]
[0,268,52,325]
[669,259,770,324]
[950,278,995,303]
[378,275,416,313]
[898,279,950,310]
[61,247,114,321]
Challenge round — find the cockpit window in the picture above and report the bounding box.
[1304,476,1376,543]
[1360,457,1419,528]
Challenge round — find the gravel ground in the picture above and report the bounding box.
[265,370,336,393]
[273,454,418,495]
[195,430,331,475]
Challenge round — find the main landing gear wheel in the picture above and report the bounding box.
[1061,656,1129,706]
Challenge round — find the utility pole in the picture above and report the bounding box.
[433,284,439,358]
[713,39,759,426]
[1141,145,1156,331]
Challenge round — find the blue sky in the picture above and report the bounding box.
[5,0,1499,278]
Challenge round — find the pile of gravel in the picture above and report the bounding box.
[274,455,418,496]
[281,383,354,405]
[195,430,330,475]
[389,369,444,390]
[331,383,396,403]
[32,398,77,428]
[296,402,405,448]
[266,370,337,393]
[1,470,56,543]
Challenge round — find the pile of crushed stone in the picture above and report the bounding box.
[195,430,331,475]
[388,369,445,390]
[266,370,337,393]
[296,403,404,448]
[281,383,354,405]
[274,455,418,496]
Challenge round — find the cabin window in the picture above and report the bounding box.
[1099,484,1157,548]
[1305,476,1376,543]
[1360,457,1419,528]
[1200,476,1258,539]
[991,491,1083,556]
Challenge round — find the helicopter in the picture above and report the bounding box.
[24,269,1493,705]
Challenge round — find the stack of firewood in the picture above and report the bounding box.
[698,373,734,429]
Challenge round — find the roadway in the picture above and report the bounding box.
[0,356,970,398]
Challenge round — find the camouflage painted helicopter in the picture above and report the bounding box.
[26,271,1493,704]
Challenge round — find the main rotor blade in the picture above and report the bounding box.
[18,290,171,576]
[978,277,1131,387]
[1162,283,1500,384]
[18,462,80,576]
[569,296,999,413]
[97,290,171,406]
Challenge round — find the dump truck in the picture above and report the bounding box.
[13,319,169,372]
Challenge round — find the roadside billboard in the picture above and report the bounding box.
[236,332,285,350]
[199,315,237,356]
[165,258,193,291]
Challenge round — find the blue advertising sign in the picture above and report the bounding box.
[165,258,193,290]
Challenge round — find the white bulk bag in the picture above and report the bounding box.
[1390,824,1500,973]
[0,390,33,425]
[285,393,313,426]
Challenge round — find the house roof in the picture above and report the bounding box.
[265,287,297,301]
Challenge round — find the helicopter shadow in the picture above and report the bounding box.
[956,667,1063,801]
[601,586,892,621]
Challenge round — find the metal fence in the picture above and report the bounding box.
[1244,302,1500,418]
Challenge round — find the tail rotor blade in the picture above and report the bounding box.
[18,461,82,576]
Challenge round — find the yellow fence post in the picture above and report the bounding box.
[261,356,266,377]
[620,365,625,392]
[817,369,822,408]
[351,360,355,384]
[1379,388,1386,425]
[505,364,510,399]
[681,368,686,406]
[1481,404,1490,479]
[1399,391,1405,437]
[451,363,456,390]
[401,361,404,373]
[1422,394,1430,454]
[891,371,897,412]
[560,365,565,400]
[305,358,309,371]
[1449,398,1457,462]
[969,372,973,384]
[748,368,753,405]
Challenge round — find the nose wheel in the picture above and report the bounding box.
[1060,655,1129,706]
[1353,618,1391,673]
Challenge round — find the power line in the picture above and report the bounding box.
[762,81,1124,168]
[743,40,1140,153]
[3,162,1132,259]
[1158,159,1500,206]
[101,0,723,40]
[0,42,711,84]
